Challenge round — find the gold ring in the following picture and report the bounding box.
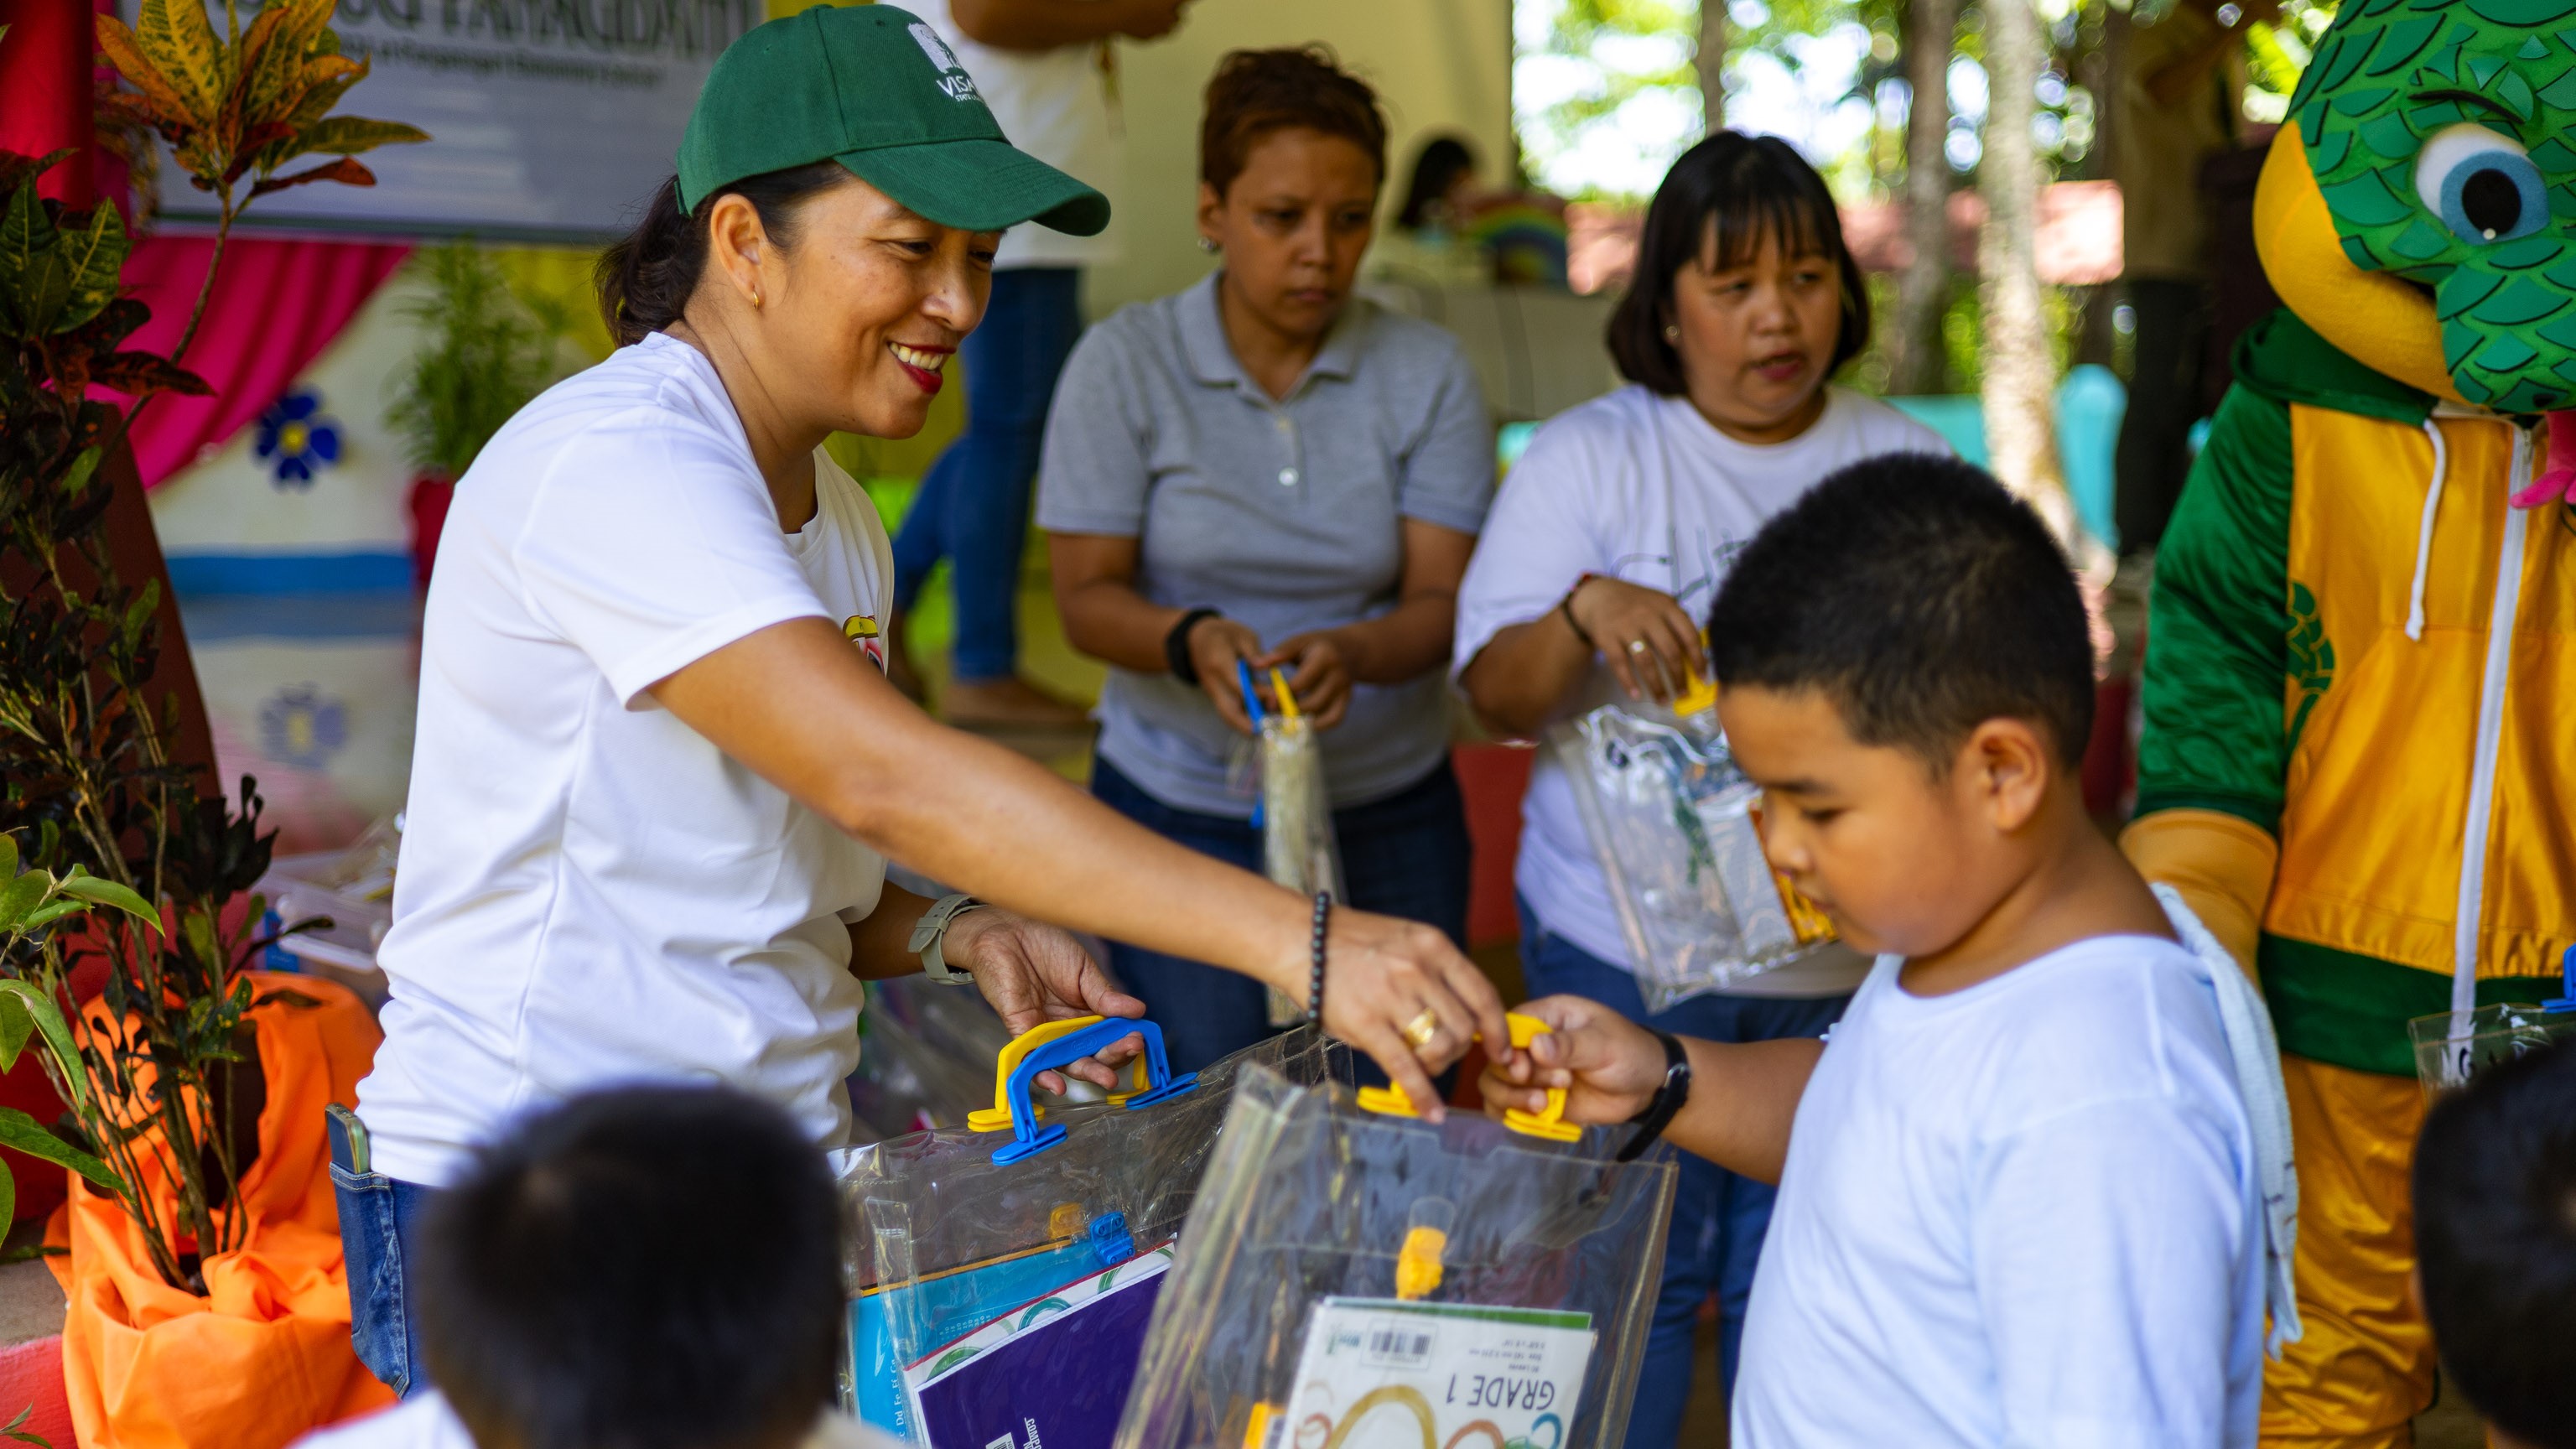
[1401,1010,1441,1050]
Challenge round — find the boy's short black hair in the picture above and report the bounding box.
[418,1085,844,1449]
[1605,131,1871,393]
[2413,1039,2576,1449]
[1706,454,2094,769]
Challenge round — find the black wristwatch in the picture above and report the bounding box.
[1166,608,1223,685]
[1617,1030,1692,1162]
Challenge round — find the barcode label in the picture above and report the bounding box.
[1365,1324,1434,1366]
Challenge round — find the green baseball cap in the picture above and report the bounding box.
[675,3,1109,236]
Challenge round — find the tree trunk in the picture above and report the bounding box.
[1977,0,2083,543]
[1698,0,1726,132]
[1890,0,1959,395]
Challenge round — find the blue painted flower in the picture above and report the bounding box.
[258,684,348,769]
[253,388,342,490]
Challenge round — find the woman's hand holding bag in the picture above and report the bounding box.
[943,909,1147,1093]
[1304,907,1509,1120]
[1566,576,1706,702]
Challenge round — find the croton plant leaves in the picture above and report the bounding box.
[0,176,130,338]
[93,0,427,206]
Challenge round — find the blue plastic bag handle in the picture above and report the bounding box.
[992,1017,1197,1164]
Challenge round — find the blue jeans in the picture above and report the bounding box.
[892,267,1084,683]
[330,1114,439,1398]
[1516,898,1847,1449]
[1092,756,1472,1076]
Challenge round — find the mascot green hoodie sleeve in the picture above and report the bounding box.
[2122,5,2576,1441]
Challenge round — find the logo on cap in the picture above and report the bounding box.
[908,23,979,102]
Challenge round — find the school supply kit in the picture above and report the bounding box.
[844,1011,1678,1449]
[1552,673,1835,1010]
[842,1018,1340,1449]
[1241,662,1343,1028]
[1116,1021,1677,1449]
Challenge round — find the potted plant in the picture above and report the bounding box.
[386,243,572,586]
[1,3,426,1441]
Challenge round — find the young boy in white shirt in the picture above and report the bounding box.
[1486,454,2295,1448]
[296,1085,880,1449]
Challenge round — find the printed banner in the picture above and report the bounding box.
[135,0,765,241]
[1270,1299,1595,1449]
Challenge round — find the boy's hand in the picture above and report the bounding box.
[1480,994,1667,1126]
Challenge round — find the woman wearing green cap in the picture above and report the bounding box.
[335,3,1506,1398]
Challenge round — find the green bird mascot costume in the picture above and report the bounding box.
[2124,1,2576,1442]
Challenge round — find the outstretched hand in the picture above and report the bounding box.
[947,910,1146,1093]
[1479,993,1665,1126]
[1309,908,1510,1121]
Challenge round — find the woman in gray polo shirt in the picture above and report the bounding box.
[1038,49,1493,1073]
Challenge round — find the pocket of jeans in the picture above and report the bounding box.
[331,1165,408,1394]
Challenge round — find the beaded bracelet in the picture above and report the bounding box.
[1559,572,1603,650]
[1306,892,1331,1025]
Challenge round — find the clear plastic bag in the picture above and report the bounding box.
[2408,953,2576,1096]
[1114,1056,1678,1449]
[1550,701,1834,1012]
[843,1022,1347,1447]
[847,977,1017,1141]
[1259,711,1342,904]
[1243,666,1343,1026]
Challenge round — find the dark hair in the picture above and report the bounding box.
[1706,454,2093,769]
[595,163,849,346]
[1397,135,1476,231]
[1607,132,1870,394]
[1199,46,1388,200]
[2413,1039,2576,1449]
[417,1085,844,1449]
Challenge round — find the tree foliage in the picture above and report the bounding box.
[387,245,575,481]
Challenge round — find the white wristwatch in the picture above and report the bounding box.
[907,893,987,986]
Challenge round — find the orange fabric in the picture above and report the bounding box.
[44,972,392,1449]
[2260,1054,2435,1448]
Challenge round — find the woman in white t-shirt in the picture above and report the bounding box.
[341,4,1504,1403]
[1452,132,1946,1449]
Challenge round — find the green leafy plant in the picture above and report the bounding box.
[0,0,423,1293]
[94,0,428,358]
[0,143,277,1292]
[0,840,151,1233]
[388,244,574,481]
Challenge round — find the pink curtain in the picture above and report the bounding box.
[113,236,411,488]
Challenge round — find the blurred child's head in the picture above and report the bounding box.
[2412,1039,2576,1449]
[418,1084,844,1449]
[1706,454,2093,958]
[1606,131,1867,445]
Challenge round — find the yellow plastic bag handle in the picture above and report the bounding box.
[964,1015,1102,1132]
[1353,1012,1579,1142]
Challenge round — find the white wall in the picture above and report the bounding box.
[1084,0,1515,318]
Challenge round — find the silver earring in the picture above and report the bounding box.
[1197,236,1218,253]
[1662,325,1679,342]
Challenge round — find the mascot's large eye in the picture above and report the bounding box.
[2413,123,2547,245]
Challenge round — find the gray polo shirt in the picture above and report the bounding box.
[1037,273,1493,818]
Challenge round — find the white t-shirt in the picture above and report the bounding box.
[911,0,1120,270]
[1452,383,1947,996]
[1733,936,2267,1448]
[356,333,894,1187]
[291,1391,891,1449]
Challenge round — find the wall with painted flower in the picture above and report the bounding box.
[144,247,610,852]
